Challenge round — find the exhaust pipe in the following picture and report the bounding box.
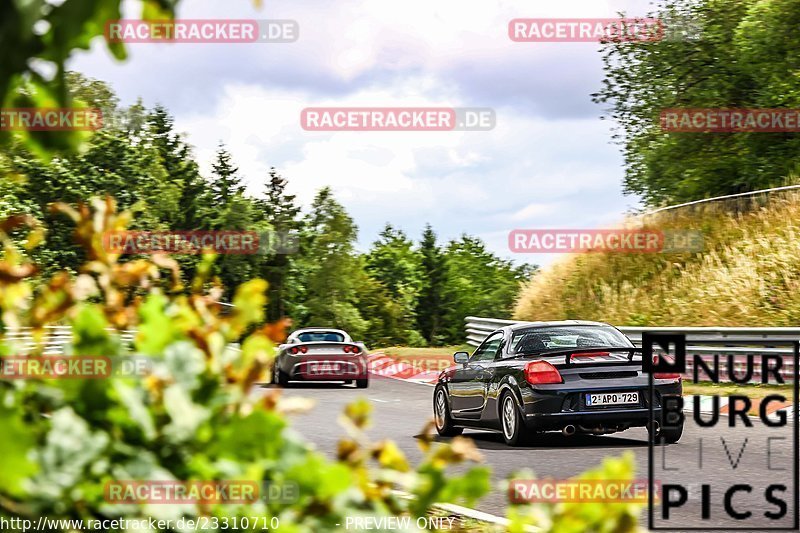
[562,425,576,436]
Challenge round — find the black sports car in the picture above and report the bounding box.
[434,321,682,446]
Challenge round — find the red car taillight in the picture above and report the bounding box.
[524,360,563,385]
[289,346,308,355]
[652,355,681,380]
[343,345,361,354]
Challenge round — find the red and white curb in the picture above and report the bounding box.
[367,352,440,386]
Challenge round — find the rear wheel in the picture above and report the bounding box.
[434,387,463,437]
[356,378,369,388]
[273,363,290,387]
[501,392,530,446]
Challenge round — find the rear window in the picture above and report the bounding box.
[296,331,345,343]
[510,326,632,355]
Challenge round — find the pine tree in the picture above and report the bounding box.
[209,143,244,207]
[147,106,207,230]
[205,145,257,299]
[416,224,449,344]
[259,168,302,320]
[262,168,300,230]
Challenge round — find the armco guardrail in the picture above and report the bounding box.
[1,300,237,355]
[1,326,244,357]
[465,317,800,383]
[3,326,136,355]
[641,183,800,216]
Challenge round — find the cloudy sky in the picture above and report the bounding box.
[69,0,657,265]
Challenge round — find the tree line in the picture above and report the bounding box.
[0,74,535,347]
[594,0,800,206]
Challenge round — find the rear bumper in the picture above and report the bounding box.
[524,407,660,430]
[285,357,368,381]
[520,382,682,431]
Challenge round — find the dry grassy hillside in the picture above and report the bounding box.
[514,192,800,326]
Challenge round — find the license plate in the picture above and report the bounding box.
[586,391,639,406]
[308,362,341,374]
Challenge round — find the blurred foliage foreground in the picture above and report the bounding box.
[0,198,643,532]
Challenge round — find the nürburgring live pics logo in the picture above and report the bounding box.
[645,333,799,530]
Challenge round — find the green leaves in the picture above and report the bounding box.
[73,304,118,356]
[136,292,179,356]
[439,467,491,507]
[594,0,800,205]
[210,409,286,461]
[230,278,268,337]
[507,452,646,533]
[162,383,210,443]
[34,408,110,496]
[112,381,156,441]
[286,453,352,500]
[163,341,206,391]
[141,0,178,22]
[0,403,38,497]
[0,0,131,157]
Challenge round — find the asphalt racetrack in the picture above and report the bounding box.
[259,377,798,530]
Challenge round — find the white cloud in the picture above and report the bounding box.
[67,0,651,263]
[173,78,637,261]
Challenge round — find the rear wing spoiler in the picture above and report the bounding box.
[520,347,644,366]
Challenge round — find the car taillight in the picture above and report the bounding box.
[524,361,563,385]
[652,355,681,380]
[289,346,307,355]
[343,345,361,354]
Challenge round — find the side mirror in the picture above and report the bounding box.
[453,351,469,365]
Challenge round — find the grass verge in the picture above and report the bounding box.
[377,345,471,358]
[683,381,793,400]
[514,189,800,326]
